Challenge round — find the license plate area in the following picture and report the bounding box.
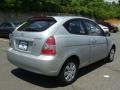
[18,40,28,51]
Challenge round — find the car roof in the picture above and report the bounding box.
[30,16,93,22]
[99,24,108,28]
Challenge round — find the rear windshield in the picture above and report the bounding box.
[17,19,56,32]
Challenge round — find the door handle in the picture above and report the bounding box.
[91,39,96,44]
[94,40,96,44]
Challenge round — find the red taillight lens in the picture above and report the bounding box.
[46,36,56,45]
[41,36,56,55]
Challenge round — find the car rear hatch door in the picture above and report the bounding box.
[11,17,56,56]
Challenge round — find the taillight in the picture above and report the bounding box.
[41,36,56,55]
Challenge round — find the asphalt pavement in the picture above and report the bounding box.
[0,32,120,90]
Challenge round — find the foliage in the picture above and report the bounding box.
[0,0,120,19]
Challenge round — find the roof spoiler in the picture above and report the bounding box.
[27,16,56,21]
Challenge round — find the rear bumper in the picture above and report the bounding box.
[7,48,63,76]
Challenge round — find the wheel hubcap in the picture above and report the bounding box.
[64,62,76,82]
[110,49,115,61]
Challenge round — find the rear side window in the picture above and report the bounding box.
[64,19,86,35]
[17,19,56,32]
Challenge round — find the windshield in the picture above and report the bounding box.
[17,19,56,32]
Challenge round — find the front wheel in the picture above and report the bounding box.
[107,48,115,62]
[57,61,78,85]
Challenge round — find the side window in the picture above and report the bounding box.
[83,20,104,36]
[0,23,12,28]
[5,23,12,27]
[64,19,86,35]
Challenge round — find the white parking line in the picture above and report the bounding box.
[104,75,110,78]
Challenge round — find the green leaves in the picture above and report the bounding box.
[0,0,120,19]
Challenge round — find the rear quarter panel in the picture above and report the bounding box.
[54,26,90,68]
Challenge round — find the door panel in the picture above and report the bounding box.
[90,36,107,63]
[82,19,108,63]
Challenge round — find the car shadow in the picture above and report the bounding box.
[77,59,107,78]
[11,59,107,88]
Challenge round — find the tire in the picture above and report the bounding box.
[57,60,78,85]
[106,48,115,62]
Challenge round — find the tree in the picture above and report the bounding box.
[0,0,120,19]
[0,0,7,11]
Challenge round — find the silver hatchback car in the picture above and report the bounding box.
[7,16,116,85]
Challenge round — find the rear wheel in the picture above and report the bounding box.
[58,60,78,85]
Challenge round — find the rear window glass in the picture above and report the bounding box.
[17,19,56,32]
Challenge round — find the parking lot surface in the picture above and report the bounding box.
[0,32,120,90]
